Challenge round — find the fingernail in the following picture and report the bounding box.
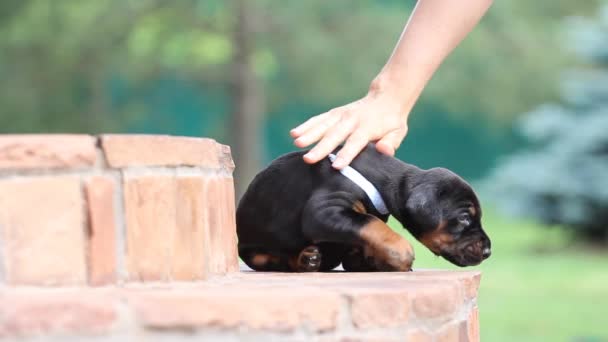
[304,152,315,160]
[332,156,345,169]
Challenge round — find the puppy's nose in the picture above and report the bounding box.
[482,247,491,259]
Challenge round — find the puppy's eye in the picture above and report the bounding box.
[457,213,471,226]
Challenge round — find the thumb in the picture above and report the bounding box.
[376,127,408,156]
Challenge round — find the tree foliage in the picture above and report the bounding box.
[0,0,600,131]
[483,6,608,243]
[0,0,603,194]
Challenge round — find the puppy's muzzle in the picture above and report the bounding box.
[444,238,491,267]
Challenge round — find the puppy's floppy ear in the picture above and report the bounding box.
[404,185,442,236]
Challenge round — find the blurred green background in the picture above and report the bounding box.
[1,0,607,341]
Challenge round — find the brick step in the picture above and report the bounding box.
[0,269,480,342]
[0,134,239,286]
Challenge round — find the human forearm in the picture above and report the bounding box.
[371,0,493,114]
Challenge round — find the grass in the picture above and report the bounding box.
[389,212,608,342]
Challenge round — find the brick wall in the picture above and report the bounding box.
[0,134,238,286]
[0,271,481,341]
[0,134,481,342]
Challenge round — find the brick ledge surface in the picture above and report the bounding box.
[0,269,481,342]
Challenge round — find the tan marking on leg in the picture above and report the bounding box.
[358,218,414,271]
[352,201,367,214]
[251,254,269,267]
[418,220,453,255]
[250,253,280,268]
[469,207,477,217]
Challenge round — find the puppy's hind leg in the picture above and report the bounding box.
[290,245,322,272]
[239,246,322,272]
[240,247,289,271]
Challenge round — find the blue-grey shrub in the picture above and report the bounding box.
[483,6,608,242]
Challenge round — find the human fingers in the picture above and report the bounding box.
[290,113,326,138]
[302,116,357,164]
[293,112,340,148]
[331,130,370,169]
[375,126,408,156]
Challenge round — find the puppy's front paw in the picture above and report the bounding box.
[366,238,414,272]
[358,219,414,272]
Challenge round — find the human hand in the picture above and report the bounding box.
[290,0,492,170]
[290,81,410,170]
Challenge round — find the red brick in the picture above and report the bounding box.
[205,176,239,274]
[325,338,401,342]
[350,290,409,329]
[128,289,340,332]
[124,174,229,281]
[85,176,117,285]
[406,329,433,342]
[124,175,176,281]
[466,306,480,342]
[171,176,207,280]
[411,283,463,319]
[408,271,481,305]
[0,291,117,337]
[461,273,481,301]
[220,176,239,272]
[407,270,481,284]
[0,177,86,285]
[0,135,96,170]
[436,321,468,342]
[101,135,224,168]
[0,270,481,339]
[436,323,459,342]
[218,144,236,171]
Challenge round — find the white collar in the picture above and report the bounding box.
[328,154,389,215]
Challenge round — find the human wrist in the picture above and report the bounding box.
[368,73,415,119]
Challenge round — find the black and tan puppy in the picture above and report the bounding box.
[237,144,491,272]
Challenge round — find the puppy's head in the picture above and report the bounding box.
[403,168,491,267]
